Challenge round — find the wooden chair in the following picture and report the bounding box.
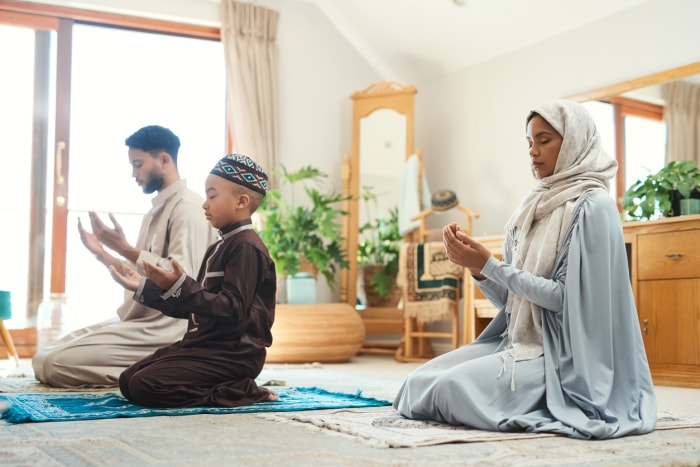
[462,235,504,345]
[396,205,478,362]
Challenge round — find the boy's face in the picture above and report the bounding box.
[202,174,250,229]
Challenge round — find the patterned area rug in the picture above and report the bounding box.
[259,406,700,448]
[0,388,390,424]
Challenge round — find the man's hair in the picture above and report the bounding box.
[125,125,180,165]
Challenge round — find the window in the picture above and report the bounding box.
[0,2,225,330]
[65,24,225,327]
[583,97,665,210]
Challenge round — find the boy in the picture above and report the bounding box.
[109,154,278,407]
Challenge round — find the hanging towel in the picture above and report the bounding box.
[398,154,431,235]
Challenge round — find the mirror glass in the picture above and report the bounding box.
[358,109,406,228]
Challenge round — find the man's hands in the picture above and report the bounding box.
[78,217,107,259]
[443,222,491,279]
[85,212,138,262]
[109,258,184,293]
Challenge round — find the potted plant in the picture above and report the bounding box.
[622,160,700,221]
[257,164,350,294]
[356,186,403,307]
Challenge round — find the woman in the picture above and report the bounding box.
[393,100,656,439]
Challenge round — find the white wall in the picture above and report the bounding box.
[19,0,700,302]
[259,0,381,301]
[415,0,700,236]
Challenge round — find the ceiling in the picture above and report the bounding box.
[298,0,656,83]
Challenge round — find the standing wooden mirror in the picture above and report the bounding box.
[340,81,418,353]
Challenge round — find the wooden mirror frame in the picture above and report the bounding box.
[340,81,417,308]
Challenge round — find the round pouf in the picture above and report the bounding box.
[266,303,366,363]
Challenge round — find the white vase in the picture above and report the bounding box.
[36,293,77,351]
[286,273,316,304]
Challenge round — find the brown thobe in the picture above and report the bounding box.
[119,219,277,408]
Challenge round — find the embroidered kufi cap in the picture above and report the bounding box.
[431,190,459,212]
[210,153,268,195]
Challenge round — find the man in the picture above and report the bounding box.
[32,125,217,387]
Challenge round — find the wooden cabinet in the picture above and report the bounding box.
[624,215,700,388]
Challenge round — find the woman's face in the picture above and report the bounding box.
[526,114,563,179]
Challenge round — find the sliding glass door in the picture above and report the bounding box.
[1,5,225,331]
[66,24,225,326]
[0,14,59,328]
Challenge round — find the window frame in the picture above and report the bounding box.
[0,1,219,40]
[599,96,664,211]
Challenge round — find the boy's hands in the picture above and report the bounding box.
[109,258,184,292]
[142,257,184,291]
[109,264,142,291]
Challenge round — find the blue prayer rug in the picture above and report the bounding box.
[0,387,390,424]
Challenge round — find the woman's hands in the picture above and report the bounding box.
[443,223,492,279]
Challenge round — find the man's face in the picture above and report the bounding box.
[128,148,164,194]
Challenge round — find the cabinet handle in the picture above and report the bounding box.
[642,319,649,335]
[665,252,682,260]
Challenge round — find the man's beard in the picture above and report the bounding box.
[142,172,164,194]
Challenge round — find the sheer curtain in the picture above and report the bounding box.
[219,0,279,178]
[662,81,700,165]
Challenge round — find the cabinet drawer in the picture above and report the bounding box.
[638,230,700,280]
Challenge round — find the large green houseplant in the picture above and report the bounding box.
[257,165,350,290]
[622,160,700,220]
[356,186,403,304]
